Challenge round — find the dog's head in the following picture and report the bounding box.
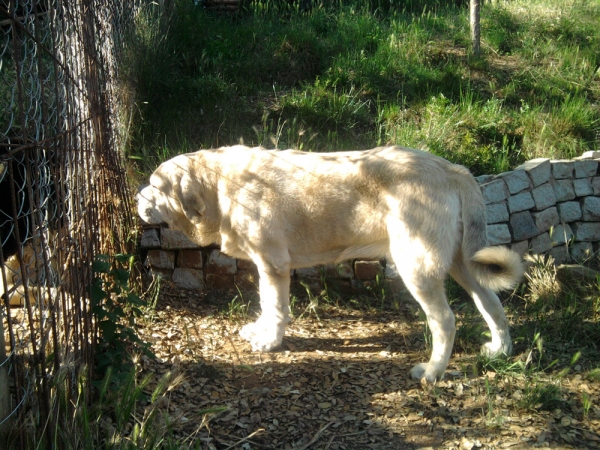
[137,154,207,230]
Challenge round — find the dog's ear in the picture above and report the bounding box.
[177,173,206,224]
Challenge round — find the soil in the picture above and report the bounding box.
[135,286,600,450]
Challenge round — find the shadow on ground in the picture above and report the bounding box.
[134,287,600,449]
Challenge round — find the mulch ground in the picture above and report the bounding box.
[135,287,600,450]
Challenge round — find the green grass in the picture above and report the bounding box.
[456,253,600,378]
[121,0,600,180]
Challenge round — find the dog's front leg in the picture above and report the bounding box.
[239,258,291,352]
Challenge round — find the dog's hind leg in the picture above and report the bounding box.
[239,255,291,352]
[403,275,456,383]
[449,256,512,357]
[389,246,456,382]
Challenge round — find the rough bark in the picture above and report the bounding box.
[471,0,481,57]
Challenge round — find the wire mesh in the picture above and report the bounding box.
[0,0,136,445]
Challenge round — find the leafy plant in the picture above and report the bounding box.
[92,254,153,382]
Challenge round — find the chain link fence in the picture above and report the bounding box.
[0,0,138,445]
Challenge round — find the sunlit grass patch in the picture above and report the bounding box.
[122,0,600,177]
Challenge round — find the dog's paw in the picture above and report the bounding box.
[481,340,513,359]
[409,363,445,383]
[239,320,284,352]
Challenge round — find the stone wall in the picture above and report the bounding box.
[477,150,600,264]
[140,227,394,293]
[140,151,600,292]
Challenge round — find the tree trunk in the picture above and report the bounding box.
[470,0,481,57]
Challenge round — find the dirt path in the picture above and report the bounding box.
[136,288,600,450]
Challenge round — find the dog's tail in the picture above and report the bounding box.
[459,176,524,292]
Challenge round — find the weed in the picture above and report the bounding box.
[484,376,506,429]
[99,366,224,449]
[477,353,525,377]
[92,254,153,383]
[454,318,485,354]
[224,287,253,321]
[449,290,489,354]
[289,293,300,317]
[510,252,600,373]
[418,309,432,351]
[140,274,162,323]
[476,331,569,378]
[365,274,387,309]
[582,392,592,419]
[587,368,600,381]
[296,281,322,321]
[276,82,373,137]
[14,362,221,449]
[524,254,561,304]
[519,380,563,412]
[319,275,345,306]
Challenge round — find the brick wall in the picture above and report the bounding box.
[140,228,394,293]
[140,151,600,292]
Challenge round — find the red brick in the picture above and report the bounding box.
[237,259,257,271]
[177,250,203,269]
[205,250,237,275]
[205,273,235,290]
[354,260,383,281]
[234,269,259,292]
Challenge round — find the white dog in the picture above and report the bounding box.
[137,145,523,382]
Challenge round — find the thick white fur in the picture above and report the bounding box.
[137,145,524,382]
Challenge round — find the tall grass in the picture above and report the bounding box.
[7,364,195,450]
[121,0,599,178]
